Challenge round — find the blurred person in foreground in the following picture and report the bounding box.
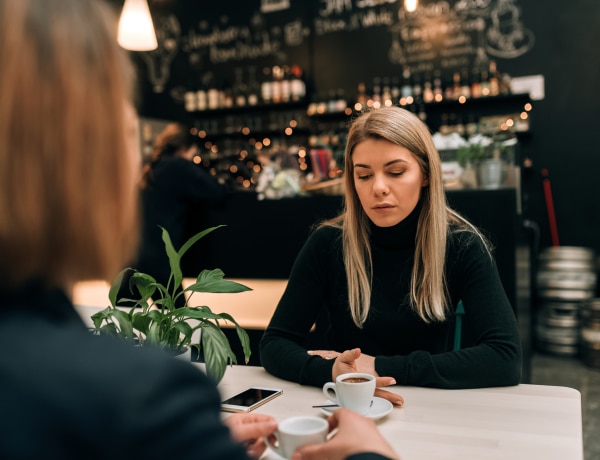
[0,1,397,459]
[260,106,522,405]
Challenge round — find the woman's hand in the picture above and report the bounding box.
[333,348,404,407]
[224,413,278,458]
[291,408,400,460]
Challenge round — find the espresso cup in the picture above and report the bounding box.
[266,416,328,459]
[322,372,376,415]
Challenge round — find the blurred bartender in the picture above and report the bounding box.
[119,123,228,306]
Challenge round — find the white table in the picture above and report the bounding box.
[209,364,583,460]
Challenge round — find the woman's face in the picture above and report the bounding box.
[352,138,428,227]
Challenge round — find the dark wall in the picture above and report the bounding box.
[117,0,600,254]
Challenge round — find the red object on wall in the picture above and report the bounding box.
[541,168,560,247]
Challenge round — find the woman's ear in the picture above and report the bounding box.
[422,176,430,187]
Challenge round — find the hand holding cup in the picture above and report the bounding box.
[265,415,328,459]
[322,372,376,415]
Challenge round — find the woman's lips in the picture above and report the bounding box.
[372,203,395,212]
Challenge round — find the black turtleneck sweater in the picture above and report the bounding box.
[260,207,522,389]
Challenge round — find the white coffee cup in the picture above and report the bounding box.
[266,416,328,459]
[322,372,376,415]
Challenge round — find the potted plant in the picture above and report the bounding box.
[90,225,252,383]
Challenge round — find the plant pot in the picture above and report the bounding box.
[174,346,192,362]
[478,159,505,189]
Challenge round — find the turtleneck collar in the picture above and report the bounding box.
[369,200,423,250]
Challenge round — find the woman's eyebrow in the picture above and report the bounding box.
[354,159,408,168]
[384,159,408,167]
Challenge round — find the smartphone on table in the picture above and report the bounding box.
[221,386,283,413]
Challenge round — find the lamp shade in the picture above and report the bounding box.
[117,0,158,51]
[404,0,418,12]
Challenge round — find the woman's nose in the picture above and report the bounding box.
[373,176,389,196]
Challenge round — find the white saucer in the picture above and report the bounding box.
[319,396,393,420]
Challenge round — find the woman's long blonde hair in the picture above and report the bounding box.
[322,107,488,326]
[0,0,139,289]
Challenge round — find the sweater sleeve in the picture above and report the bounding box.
[260,227,339,387]
[375,231,522,388]
[113,354,250,460]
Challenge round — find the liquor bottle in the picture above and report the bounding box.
[470,68,482,99]
[246,66,260,106]
[327,89,337,113]
[412,73,423,104]
[335,88,347,112]
[444,72,455,100]
[480,69,490,97]
[465,114,479,136]
[417,103,427,122]
[271,65,282,104]
[207,76,220,110]
[382,77,392,106]
[232,67,247,108]
[280,65,291,103]
[400,66,413,103]
[422,73,434,103]
[184,88,197,112]
[356,81,368,108]
[451,71,461,100]
[372,77,382,106]
[432,71,443,102]
[261,66,273,104]
[290,65,306,102]
[196,79,208,111]
[488,60,500,97]
[459,68,471,99]
[439,113,450,135]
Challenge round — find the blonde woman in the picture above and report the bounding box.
[261,107,521,403]
[0,1,399,459]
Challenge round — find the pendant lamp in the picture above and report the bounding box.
[405,0,418,12]
[117,0,158,51]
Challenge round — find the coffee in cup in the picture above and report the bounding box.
[266,416,328,459]
[342,377,371,383]
[322,372,376,415]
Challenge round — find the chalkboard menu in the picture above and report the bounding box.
[133,0,534,120]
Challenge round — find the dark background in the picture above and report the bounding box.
[109,0,600,254]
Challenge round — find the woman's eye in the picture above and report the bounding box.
[389,171,405,177]
[356,174,371,180]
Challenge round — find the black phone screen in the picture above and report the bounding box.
[222,388,279,407]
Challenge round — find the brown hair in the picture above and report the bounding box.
[0,0,139,289]
[322,107,490,325]
[140,123,198,189]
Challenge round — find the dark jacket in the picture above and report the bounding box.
[0,280,247,460]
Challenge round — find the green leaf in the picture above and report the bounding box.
[110,308,135,339]
[234,324,252,364]
[160,226,182,292]
[187,269,252,293]
[130,272,159,304]
[108,269,128,306]
[173,306,229,322]
[177,225,224,259]
[201,322,237,383]
[91,306,114,329]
